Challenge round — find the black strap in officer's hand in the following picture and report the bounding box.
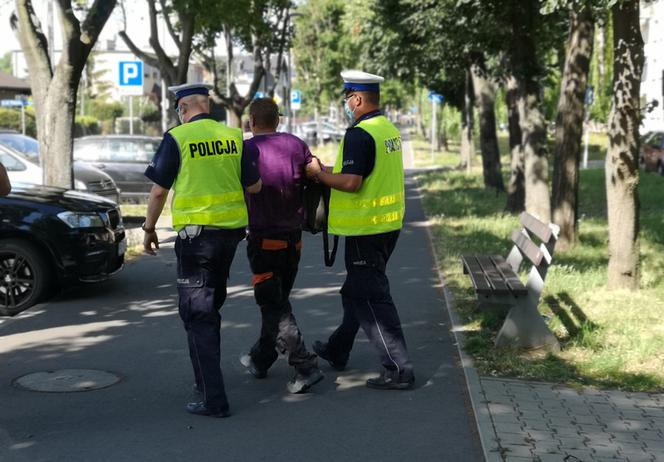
[323,229,339,267]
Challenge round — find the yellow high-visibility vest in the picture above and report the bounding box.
[328,115,405,236]
[169,118,248,229]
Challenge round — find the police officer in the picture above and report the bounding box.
[306,70,414,390]
[240,98,324,394]
[143,83,262,417]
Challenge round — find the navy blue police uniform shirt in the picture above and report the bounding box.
[339,109,382,178]
[144,113,260,189]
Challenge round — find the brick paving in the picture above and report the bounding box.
[480,378,664,461]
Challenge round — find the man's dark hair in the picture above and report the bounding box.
[249,97,280,128]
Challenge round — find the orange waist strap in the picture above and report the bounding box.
[261,239,302,251]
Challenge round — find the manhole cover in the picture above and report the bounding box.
[13,369,121,392]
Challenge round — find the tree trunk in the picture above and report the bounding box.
[228,109,242,129]
[471,62,504,192]
[597,17,606,88]
[605,0,643,290]
[119,0,192,127]
[417,88,427,138]
[505,75,525,213]
[460,68,474,173]
[552,4,594,251]
[13,0,116,189]
[511,0,551,222]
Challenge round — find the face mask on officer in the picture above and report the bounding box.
[344,94,358,124]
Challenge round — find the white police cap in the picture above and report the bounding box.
[168,82,213,106]
[341,70,384,93]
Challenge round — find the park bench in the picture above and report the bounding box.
[461,212,561,351]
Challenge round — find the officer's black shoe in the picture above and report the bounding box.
[366,371,415,391]
[185,401,231,418]
[287,368,325,394]
[240,354,268,379]
[312,341,346,371]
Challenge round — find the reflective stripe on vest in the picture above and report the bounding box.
[328,115,405,236]
[169,118,248,229]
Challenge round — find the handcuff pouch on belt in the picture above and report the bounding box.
[178,225,203,240]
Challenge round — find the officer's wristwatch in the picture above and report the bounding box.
[141,221,156,233]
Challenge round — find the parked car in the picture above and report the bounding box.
[292,121,345,145]
[640,130,664,175]
[0,132,120,202]
[73,135,161,203]
[0,184,126,316]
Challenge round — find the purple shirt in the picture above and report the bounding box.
[244,132,312,234]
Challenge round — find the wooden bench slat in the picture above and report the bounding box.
[462,254,529,298]
[491,256,528,296]
[519,212,553,243]
[461,255,493,294]
[511,230,545,267]
[475,255,512,295]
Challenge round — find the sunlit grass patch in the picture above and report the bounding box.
[410,135,462,168]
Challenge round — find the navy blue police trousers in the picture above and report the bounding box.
[325,230,414,380]
[246,230,317,373]
[175,227,245,413]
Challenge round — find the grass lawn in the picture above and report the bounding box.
[311,142,339,166]
[119,202,171,218]
[410,137,462,168]
[416,142,664,392]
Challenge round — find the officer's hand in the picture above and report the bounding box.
[306,157,322,178]
[143,231,159,255]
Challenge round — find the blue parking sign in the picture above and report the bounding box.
[291,90,301,110]
[119,61,143,86]
[428,91,444,104]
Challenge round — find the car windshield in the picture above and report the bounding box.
[74,138,160,163]
[0,134,40,163]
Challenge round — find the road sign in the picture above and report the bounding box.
[118,61,143,95]
[291,90,301,110]
[428,91,444,104]
[0,99,28,108]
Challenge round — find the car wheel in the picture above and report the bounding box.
[0,239,52,316]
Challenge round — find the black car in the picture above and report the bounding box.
[74,135,162,203]
[0,131,120,202]
[0,185,126,316]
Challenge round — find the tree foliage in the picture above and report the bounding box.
[292,0,347,113]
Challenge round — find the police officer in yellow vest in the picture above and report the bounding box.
[306,71,414,390]
[143,83,262,417]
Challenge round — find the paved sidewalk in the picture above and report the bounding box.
[479,378,664,462]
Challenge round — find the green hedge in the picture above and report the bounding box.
[74,115,100,137]
[0,107,37,137]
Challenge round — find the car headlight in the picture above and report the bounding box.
[57,211,105,228]
[74,179,88,190]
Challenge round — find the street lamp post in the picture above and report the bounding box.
[286,47,293,133]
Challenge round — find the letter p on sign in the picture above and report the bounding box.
[118,61,144,96]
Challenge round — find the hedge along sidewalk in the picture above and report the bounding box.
[416,166,664,392]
